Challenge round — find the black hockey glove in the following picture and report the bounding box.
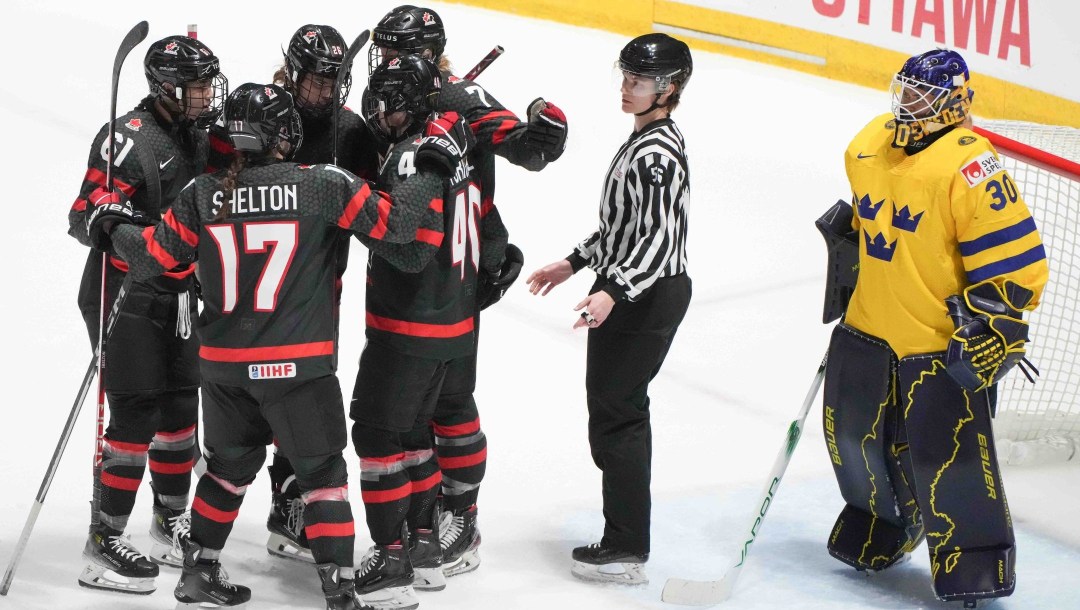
[416,111,475,176]
[87,187,143,251]
[477,243,524,310]
[945,279,1038,392]
[524,97,567,162]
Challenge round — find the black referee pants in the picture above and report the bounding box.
[585,273,691,554]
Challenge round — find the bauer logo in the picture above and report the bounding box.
[960,152,1003,188]
[248,363,297,380]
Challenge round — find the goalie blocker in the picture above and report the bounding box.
[824,322,1015,605]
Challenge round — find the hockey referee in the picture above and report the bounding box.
[527,33,693,585]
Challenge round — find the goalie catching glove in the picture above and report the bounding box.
[478,243,524,310]
[945,279,1038,392]
[416,111,476,176]
[86,187,144,252]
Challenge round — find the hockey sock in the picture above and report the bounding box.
[148,423,197,510]
[98,437,150,532]
[302,487,355,568]
[190,471,250,551]
[433,414,486,512]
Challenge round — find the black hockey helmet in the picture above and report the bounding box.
[363,54,442,144]
[224,83,304,158]
[368,5,447,74]
[284,24,351,116]
[618,33,693,92]
[144,35,228,127]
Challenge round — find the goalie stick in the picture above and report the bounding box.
[333,29,371,166]
[0,21,147,596]
[661,351,828,606]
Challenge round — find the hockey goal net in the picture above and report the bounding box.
[973,119,1080,465]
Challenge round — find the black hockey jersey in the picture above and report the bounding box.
[109,160,442,384]
[364,137,480,360]
[68,97,208,310]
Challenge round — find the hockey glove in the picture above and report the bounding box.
[945,279,1038,392]
[477,243,524,310]
[87,187,142,252]
[416,111,475,176]
[524,97,568,161]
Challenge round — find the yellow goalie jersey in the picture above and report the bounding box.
[843,113,1048,359]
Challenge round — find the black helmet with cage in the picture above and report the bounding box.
[617,33,693,114]
[224,83,304,159]
[283,24,350,117]
[368,5,447,74]
[144,35,228,128]
[362,54,442,145]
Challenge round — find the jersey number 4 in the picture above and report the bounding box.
[452,183,481,279]
[206,222,298,313]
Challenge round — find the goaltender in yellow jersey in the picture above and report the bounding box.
[843,112,1048,358]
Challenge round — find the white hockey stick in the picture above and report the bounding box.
[661,351,828,606]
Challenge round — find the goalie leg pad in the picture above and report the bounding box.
[823,324,914,570]
[899,353,1016,602]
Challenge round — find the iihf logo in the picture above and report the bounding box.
[164,41,179,56]
[891,205,924,232]
[863,230,897,262]
[854,193,884,221]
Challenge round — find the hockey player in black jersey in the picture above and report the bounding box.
[347,54,482,609]
[255,23,384,566]
[87,82,468,609]
[366,5,566,579]
[67,34,227,594]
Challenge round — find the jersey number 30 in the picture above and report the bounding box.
[206,222,298,313]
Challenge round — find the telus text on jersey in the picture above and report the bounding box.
[212,184,299,216]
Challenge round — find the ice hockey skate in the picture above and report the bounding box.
[78,526,159,594]
[149,502,191,568]
[408,528,446,591]
[173,541,251,608]
[318,563,374,610]
[354,544,419,610]
[266,472,313,563]
[570,542,649,585]
[439,505,480,577]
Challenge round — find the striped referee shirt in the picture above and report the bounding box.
[568,118,689,302]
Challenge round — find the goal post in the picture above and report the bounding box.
[973,119,1080,466]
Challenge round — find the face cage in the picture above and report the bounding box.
[293,70,352,117]
[363,92,422,143]
[890,73,961,124]
[280,109,305,159]
[614,61,676,96]
[368,44,433,75]
[177,73,229,128]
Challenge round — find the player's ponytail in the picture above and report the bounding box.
[216,154,246,221]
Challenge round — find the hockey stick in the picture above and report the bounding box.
[333,29,371,166]
[661,351,829,606]
[464,45,504,81]
[0,21,148,597]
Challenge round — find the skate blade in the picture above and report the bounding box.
[266,532,315,564]
[175,599,249,609]
[77,563,156,595]
[570,560,648,586]
[149,541,185,568]
[412,566,447,591]
[357,584,420,610]
[442,548,480,577]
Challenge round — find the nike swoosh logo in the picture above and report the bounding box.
[857,153,877,159]
[159,156,175,171]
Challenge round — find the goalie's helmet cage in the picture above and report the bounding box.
[369,5,447,74]
[891,48,973,127]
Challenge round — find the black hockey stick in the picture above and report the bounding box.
[464,45,504,81]
[333,29,371,166]
[661,351,828,605]
[0,21,147,597]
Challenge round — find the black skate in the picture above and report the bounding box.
[354,544,419,610]
[150,503,191,568]
[570,542,649,585]
[173,541,251,608]
[318,563,375,610]
[266,471,313,563]
[78,527,159,594]
[439,505,480,577]
[409,527,446,591]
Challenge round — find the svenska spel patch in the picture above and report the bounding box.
[959,152,1004,188]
